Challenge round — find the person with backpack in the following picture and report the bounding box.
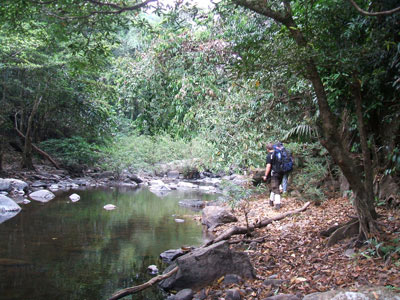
[274,142,293,196]
[262,143,283,210]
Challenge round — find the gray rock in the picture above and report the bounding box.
[302,286,400,300]
[263,278,287,287]
[0,195,22,212]
[263,295,300,300]
[167,170,180,179]
[226,288,242,300]
[223,274,243,285]
[72,178,90,186]
[177,182,197,189]
[192,289,206,300]
[0,179,28,192]
[129,174,143,184]
[160,249,186,263]
[179,199,205,209]
[0,195,22,224]
[31,181,47,188]
[93,171,114,179]
[159,241,255,292]
[0,179,11,191]
[69,193,80,202]
[147,265,159,274]
[170,289,194,300]
[202,206,237,230]
[29,190,56,202]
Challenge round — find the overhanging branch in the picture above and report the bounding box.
[347,0,400,16]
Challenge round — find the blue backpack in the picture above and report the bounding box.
[273,144,293,174]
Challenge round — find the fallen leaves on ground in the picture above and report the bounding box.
[206,195,400,299]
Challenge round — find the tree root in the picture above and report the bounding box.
[326,220,360,247]
[108,266,179,300]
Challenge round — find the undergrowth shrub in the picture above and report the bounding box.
[100,133,216,174]
[289,142,331,202]
[40,137,102,167]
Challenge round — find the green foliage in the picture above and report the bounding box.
[100,133,216,174]
[290,143,332,202]
[40,137,102,167]
[360,236,400,263]
[385,147,400,175]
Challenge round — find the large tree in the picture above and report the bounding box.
[229,0,399,241]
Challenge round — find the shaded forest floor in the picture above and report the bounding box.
[205,195,400,298]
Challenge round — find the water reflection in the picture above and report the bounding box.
[0,187,216,300]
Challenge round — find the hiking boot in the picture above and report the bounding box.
[269,200,274,207]
[282,192,288,198]
[275,204,281,210]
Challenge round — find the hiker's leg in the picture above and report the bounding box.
[282,173,288,193]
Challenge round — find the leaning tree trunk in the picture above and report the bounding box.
[232,0,378,240]
[21,95,42,170]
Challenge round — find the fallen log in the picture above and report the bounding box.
[205,201,311,246]
[108,266,179,300]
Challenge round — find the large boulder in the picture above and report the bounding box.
[29,190,56,202]
[0,195,21,212]
[159,241,255,292]
[303,286,400,300]
[0,195,22,224]
[202,206,237,230]
[0,178,28,192]
[0,179,12,192]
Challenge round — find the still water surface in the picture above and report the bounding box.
[0,187,216,300]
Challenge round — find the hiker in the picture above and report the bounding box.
[262,143,283,210]
[275,142,293,196]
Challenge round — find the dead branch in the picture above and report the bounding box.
[14,113,60,169]
[108,266,179,300]
[108,202,310,298]
[205,202,311,247]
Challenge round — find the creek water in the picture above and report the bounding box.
[0,187,217,300]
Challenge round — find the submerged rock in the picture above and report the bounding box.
[178,199,205,209]
[103,204,116,210]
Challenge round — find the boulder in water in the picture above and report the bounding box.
[0,195,22,224]
[69,193,80,202]
[29,190,56,202]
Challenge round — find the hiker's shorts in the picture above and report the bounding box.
[271,173,283,194]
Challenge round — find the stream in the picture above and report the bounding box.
[0,187,217,300]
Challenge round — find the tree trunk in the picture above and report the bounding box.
[21,94,43,170]
[351,75,376,214]
[232,0,379,239]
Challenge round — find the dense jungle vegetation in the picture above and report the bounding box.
[1,0,399,239]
